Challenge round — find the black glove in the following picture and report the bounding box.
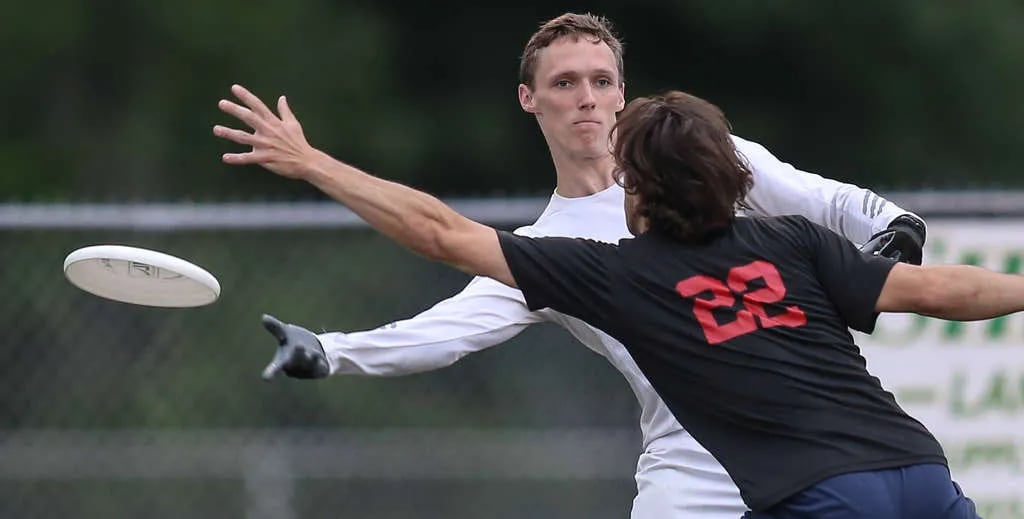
[859,214,927,265]
[260,314,330,380]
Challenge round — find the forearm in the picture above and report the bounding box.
[216,87,503,277]
[301,150,461,262]
[921,265,1024,320]
[318,278,542,376]
[321,320,528,376]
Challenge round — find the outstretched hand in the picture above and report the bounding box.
[214,84,319,180]
[261,314,331,381]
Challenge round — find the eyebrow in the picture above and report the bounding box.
[547,68,617,80]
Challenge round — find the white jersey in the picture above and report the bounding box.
[318,135,918,518]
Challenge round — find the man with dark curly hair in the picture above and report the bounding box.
[216,81,1003,517]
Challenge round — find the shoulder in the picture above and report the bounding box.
[738,214,813,231]
[735,216,823,248]
[498,233,621,291]
[729,133,772,161]
[729,133,757,148]
[500,231,619,255]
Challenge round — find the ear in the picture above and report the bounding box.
[616,82,626,112]
[518,84,537,113]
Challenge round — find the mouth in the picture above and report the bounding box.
[573,120,601,127]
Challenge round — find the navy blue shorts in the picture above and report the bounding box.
[742,463,979,519]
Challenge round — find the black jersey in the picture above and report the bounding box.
[497,215,945,511]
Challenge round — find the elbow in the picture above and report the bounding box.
[402,211,484,277]
[408,220,449,263]
[424,232,456,264]
[404,214,459,265]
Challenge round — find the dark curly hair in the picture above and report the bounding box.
[612,91,753,243]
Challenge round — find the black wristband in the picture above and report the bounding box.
[888,214,926,246]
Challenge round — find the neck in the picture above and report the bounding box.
[550,151,616,198]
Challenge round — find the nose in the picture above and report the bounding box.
[578,83,596,111]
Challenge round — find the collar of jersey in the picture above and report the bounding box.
[545,183,624,216]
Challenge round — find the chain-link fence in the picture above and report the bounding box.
[3,196,1023,518]
[1,202,646,519]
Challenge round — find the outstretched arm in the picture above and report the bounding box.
[733,134,925,261]
[877,263,1024,321]
[799,216,1023,332]
[214,84,515,286]
[320,277,543,376]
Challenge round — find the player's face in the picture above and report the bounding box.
[518,37,625,161]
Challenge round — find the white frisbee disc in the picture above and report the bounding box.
[63,245,221,308]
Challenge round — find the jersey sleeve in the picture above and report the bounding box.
[794,217,898,333]
[496,231,617,328]
[317,276,544,376]
[733,134,923,245]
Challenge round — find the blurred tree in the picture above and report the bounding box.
[1,1,1022,200]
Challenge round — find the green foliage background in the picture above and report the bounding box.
[4,2,1022,201]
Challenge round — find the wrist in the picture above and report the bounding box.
[301,149,340,185]
[888,214,926,245]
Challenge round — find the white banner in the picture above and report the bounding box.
[856,219,1024,518]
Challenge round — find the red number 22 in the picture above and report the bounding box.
[675,260,806,345]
